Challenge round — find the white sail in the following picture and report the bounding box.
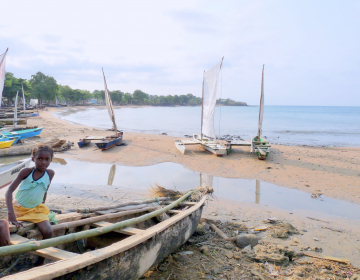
[102,68,117,135]
[14,91,18,128]
[0,48,8,109]
[201,58,223,139]
[22,84,25,111]
[258,65,265,138]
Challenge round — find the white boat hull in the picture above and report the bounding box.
[174,140,185,155]
[193,134,227,156]
[0,158,31,188]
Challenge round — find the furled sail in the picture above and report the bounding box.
[258,65,265,138]
[0,48,8,109]
[102,68,117,135]
[201,58,223,139]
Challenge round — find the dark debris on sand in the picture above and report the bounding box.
[142,219,360,280]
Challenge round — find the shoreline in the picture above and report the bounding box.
[17,106,360,205]
[53,105,360,148]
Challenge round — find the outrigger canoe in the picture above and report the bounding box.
[0,188,210,279]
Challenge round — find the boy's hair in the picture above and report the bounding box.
[32,144,54,159]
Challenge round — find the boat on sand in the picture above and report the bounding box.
[251,65,270,160]
[175,58,227,156]
[0,158,31,188]
[0,186,211,279]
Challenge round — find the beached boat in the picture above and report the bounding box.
[0,187,210,279]
[2,127,44,141]
[0,139,15,149]
[175,58,227,156]
[251,65,270,160]
[0,158,31,188]
[94,69,123,150]
[19,112,39,118]
[0,133,19,145]
[0,118,27,125]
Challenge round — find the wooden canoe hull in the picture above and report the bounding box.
[1,119,27,125]
[95,132,123,150]
[0,158,31,188]
[4,197,206,280]
[56,207,203,280]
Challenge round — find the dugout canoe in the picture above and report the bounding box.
[0,191,208,279]
[0,158,31,188]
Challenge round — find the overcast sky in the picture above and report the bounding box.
[1,0,359,106]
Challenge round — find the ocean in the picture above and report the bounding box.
[53,106,360,147]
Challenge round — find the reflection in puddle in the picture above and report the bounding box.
[45,158,360,221]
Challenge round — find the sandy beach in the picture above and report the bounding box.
[30,107,360,204]
[2,106,360,272]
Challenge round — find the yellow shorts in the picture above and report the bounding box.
[13,200,49,223]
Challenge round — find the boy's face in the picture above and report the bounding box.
[32,151,52,172]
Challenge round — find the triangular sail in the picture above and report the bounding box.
[258,64,265,138]
[22,84,25,111]
[102,68,117,136]
[201,58,223,139]
[14,91,18,128]
[0,48,8,109]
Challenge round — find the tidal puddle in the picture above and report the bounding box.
[45,158,360,221]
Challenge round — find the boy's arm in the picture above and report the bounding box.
[43,169,55,203]
[5,168,31,227]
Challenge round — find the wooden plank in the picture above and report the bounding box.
[95,205,148,215]
[167,210,182,214]
[91,221,145,236]
[3,196,207,280]
[229,141,252,146]
[163,201,196,206]
[10,234,79,261]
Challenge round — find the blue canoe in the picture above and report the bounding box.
[3,127,44,141]
[95,133,123,150]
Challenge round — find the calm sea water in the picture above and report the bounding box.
[54,106,360,147]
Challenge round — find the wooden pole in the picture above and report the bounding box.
[76,197,169,213]
[27,207,158,239]
[0,191,194,257]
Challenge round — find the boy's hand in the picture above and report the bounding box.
[8,213,23,227]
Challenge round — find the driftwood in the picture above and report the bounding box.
[303,252,350,263]
[209,223,236,242]
[76,197,169,213]
[0,190,194,257]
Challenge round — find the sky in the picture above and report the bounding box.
[1,0,359,106]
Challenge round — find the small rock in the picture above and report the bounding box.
[211,267,221,275]
[200,246,210,254]
[236,234,259,249]
[233,252,241,259]
[225,251,234,259]
[242,245,253,253]
[179,251,193,256]
[224,243,235,250]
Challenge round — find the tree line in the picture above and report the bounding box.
[2,71,245,106]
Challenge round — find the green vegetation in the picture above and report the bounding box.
[2,72,247,106]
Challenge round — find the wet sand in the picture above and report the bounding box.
[3,106,360,267]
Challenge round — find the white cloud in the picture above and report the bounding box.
[1,0,359,105]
